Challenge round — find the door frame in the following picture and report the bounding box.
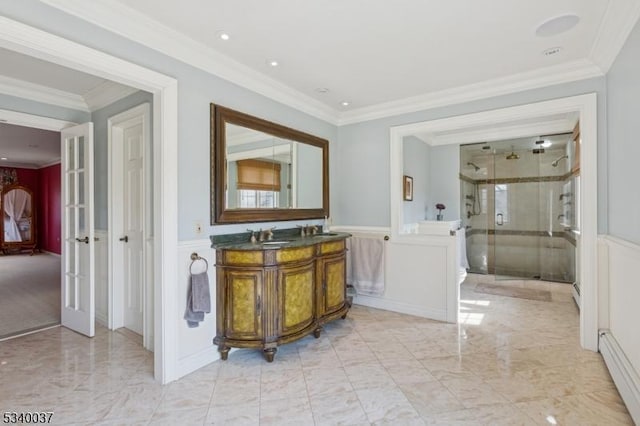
[108,103,153,350]
[389,93,598,352]
[0,16,179,383]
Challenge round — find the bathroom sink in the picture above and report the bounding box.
[262,241,291,245]
[314,233,339,237]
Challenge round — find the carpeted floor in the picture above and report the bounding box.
[475,282,553,302]
[0,252,61,340]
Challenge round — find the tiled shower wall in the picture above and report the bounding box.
[460,146,576,282]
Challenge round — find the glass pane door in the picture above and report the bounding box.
[493,146,541,281]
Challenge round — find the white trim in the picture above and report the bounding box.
[0,325,61,343]
[340,60,602,125]
[599,331,640,424]
[425,117,577,147]
[40,0,338,125]
[38,160,62,169]
[589,1,640,74]
[0,16,179,383]
[389,93,599,351]
[40,0,634,127]
[84,80,138,112]
[331,225,391,235]
[0,74,89,112]
[108,103,152,350]
[0,108,75,131]
[176,346,220,379]
[353,294,447,322]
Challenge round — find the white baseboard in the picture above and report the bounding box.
[599,330,640,424]
[353,294,447,322]
[176,346,220,379]
[41,250,61,257]
[572,283,581,308]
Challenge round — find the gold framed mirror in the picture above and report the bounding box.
[1,184,37,254]
[211,104,329,224]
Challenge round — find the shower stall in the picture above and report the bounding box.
[460,135,578,283]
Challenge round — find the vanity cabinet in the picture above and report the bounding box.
[213,235,349,362]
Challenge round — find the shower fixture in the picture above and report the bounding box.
[467,161,480,171]
[506,150,520,160]
[551,155,569,167]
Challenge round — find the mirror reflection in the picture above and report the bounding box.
[1,184,37,254]
[211,104,329,224]
[225,123,323,210]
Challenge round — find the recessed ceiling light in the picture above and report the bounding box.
[217,31,230,41]
[341,101,350,107]
[543,46,563,57]
[535,14,580,37]
[1,157,8,161]
[315,88,330,94]
[267,59,279,67]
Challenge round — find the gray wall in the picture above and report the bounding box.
[607,19,640,245]
[336,78,608,231]
[0,1,337,240]
[428,145,460,222]
[402,136,430,224]
[91,91,153,230]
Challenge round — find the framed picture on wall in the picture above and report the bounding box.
[403,175,413,201]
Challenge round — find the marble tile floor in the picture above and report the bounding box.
[0,274,633,425]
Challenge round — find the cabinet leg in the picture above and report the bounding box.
[341,313,348,319]
[313,327,322,338]
[263,348,277,363]
[219,345,230,361]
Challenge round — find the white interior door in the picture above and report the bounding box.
[122,120,144,335]
[61,123,95,337]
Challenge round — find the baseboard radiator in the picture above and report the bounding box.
[599,330,640,424]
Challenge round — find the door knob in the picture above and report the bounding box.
[119,236,129,243]
[75,236,89,244]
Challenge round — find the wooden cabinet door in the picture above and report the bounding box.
[278,262,315,335]
[318,254,346,315]
[224,269,263,340]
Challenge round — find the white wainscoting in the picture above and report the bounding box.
[174,239,218,379]
[334,226,457,323]
[598,235,640,424]
[95,230,109,326]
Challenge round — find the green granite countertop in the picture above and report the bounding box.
[210,230,351,250]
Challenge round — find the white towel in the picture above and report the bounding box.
[457,228,470,270]
[346,237,385,296]
[456,228,470,284]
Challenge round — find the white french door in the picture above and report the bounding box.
[61,123,95,337]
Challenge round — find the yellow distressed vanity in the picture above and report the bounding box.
[211,232,350,362]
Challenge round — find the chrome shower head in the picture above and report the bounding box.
[551,155,569,167]
[467,161,480,172]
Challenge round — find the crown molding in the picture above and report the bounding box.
[426,117,576,146]
[84,80,138,111]
[0,108,76,131]
[338,60,603,125]
[39,0,630,127]
[589,0,640,73]
[0,74,89,112]
[40,0,340,125]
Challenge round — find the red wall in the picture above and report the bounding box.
[38,164,62,254]
[8,166,61,254]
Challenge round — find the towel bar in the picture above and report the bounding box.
[189,252,209,274]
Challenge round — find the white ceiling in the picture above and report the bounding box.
[0,122,61,168]
[41,0,639,124]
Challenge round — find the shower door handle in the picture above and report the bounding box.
[496,213,504,226]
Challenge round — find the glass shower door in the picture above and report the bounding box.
[493,147,542,281]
